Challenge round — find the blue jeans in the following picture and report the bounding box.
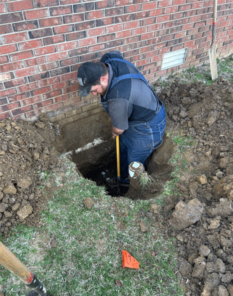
[120,105,166,179]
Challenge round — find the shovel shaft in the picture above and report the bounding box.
[0,241,32,284]
[116,135,120,179]
[0,241,47,295]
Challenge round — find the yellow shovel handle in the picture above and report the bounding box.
[116,135,120,179]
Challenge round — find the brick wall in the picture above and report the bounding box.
[0,0,233,123]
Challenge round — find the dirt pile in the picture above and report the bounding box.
[0,117,58,235]
[160,77,233,295]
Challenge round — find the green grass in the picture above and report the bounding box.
[0,155,183,296]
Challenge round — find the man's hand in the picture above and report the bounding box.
[112,126,124,138]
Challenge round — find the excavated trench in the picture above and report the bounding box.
[60,109,174,198]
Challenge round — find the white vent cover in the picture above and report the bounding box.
[161,48,188,70]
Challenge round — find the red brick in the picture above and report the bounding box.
[148,8,163,17]
[63,13,85,24]
[69,47,87,57]
[43,35,65,45]
[173,0,186,4]
[0,12,24,24]
[60,72,77,81]
[73,3,94,13]
[183,23,194,30]
[79,37,96,47]
[141,32,154,40]
[63,85,79,94]
[124,21,140,30]
[34,0,59,7]
[39,17,62,27]
[157,15,170,23]
[8,0,33,12]
[24,9,49,20]
[31,86,51,96]
[96,0,115,9]
[4,77,26,89]
[34,45,56,56]
[40,77,60,87]
[0,44,17,55]
[15,66,37,78]
[163,6,177,14]
[34,99,53,109]
[147,24,162,32]
[12,105,33,116]
[97,33,115,42]
[24,56,47,67]
[54,24,74,34]
[43,90,62,99]
[54,94,68,103]
[2,32,28,44]
[0,56,8,64]
[157,0,173,7]
[132,27,147,35]
[66,31,86,41]
[85,10,104,20]
[21,96,42,106]
[0,3,6,13]
[116,30,131,39]
[0,88,17,97]
[106,23,123,33]
[13,21,39,32]
[115,0,133,5]
[0,24,13,35]
[29,28,53,39]
[18,82,40,93]
[105,7,124,16]
[47,52,68,62]
[50,6,72,16]
[179,4,192,11]
[142,2,157,10]
[60,57,79,67]
[10,50,33,62]
[57,41,77,51]
[18,40,43,51]
[38,61,59,72]
[87,27,105,37]
[0,61,23,73]
[96,17,115,27]
[75,20,95,31]
[192,2,204,9]
[0,111,11,120]
[89,44,106,52]
[50,81,69,91]
[1,102,20,113]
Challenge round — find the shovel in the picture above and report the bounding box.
[209,0,218,80]
[107,135,121,194]
[0,241,49,296]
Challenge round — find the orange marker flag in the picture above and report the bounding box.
[122,250,139,269]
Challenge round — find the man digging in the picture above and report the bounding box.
[77,51,166,186]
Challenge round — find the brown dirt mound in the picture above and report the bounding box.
[0,117,59,236]
[158,77,233,295]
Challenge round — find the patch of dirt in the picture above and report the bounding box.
[157,77,233,295]
[0,116,59,235]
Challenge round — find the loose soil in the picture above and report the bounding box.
[1,76,233,295]
[0,116,59,235]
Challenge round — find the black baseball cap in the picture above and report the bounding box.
[77,62,103,97]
